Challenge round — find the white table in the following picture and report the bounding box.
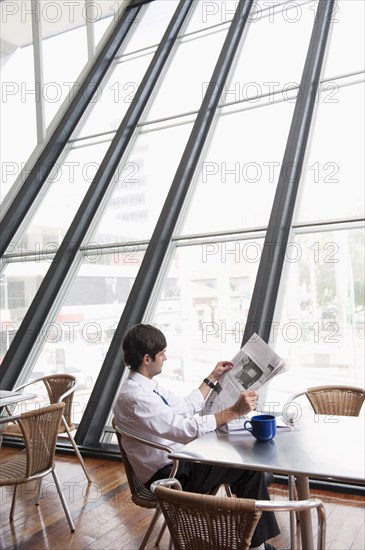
[0,390,38,447]
[170,414,365,550]
[0,390,38,409]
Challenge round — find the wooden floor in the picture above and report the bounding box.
[0,445,364,550]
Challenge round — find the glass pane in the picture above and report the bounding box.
[94,1,126,47]
[295,82,365,223]
[43,23,88,128]
[0,16,36,200]
[77,52,154,139]
[322,0,365,78]
[268,228,365,408]
[184,0,237,32]
[28,248,145,422]
[122,0,180,54]
[181,98,295,235]
[17,139,112,250]
[0,259,51,362]
[150,238,263,394]
[227,0,315,102]
[92,121,193,243]
[145,25,228,121]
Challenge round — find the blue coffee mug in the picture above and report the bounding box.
[244,414,277,441]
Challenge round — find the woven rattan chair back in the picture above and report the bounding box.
[113,420,157,509]
[152,479,326,550]
[2,374,91,482]
[41,374,76,429]
[112,417,180,550]
[0,403,75,531]
[17,402,65,477]
[306,385,365,416]
[153,483,261,550]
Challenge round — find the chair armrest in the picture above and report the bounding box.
[57,385,77,403]
[114,424,174,454]
[14,376,77,404]
[12,378,44,392]
[114,424,179,477]
[255,498,324,513]
[151,478,182,492]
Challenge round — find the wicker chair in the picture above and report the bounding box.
[112,418,179,550]
[151,478,326,550]
[285,384,364,548]
[0,403,75,532]
[3,374,91,483]
[290,385,365,417]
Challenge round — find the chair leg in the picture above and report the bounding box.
[288,474,298,550]
[62,416,92,483]
[51,469,75,532]
[154,519,167,546]
[35,479,42,504]
[139,507,162,550]
[9,485,18,520]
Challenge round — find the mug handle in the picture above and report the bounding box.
[243,420,252,432]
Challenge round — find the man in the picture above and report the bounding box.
[114,323,285,550]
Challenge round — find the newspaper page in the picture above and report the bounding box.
[203,333,287,415]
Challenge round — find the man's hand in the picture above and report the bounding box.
[214,390,258,428]
[231,390,258,417]
[207,361,234,383]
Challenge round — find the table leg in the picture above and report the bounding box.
[296,475,314,550]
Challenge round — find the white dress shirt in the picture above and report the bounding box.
[113,371,217,483]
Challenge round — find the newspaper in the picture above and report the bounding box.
[203,333,287,415]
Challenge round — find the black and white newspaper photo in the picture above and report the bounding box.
[203,333,287,414]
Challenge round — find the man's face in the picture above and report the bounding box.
[146,348,167,378]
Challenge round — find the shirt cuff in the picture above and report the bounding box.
[196,413,217,434]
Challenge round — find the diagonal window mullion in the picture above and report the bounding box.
[242,0,336,346]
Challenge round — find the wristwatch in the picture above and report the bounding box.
[203,378,216,390]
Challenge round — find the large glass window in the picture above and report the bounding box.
[1,0,364,451]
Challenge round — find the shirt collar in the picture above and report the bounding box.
[128,370,157,391]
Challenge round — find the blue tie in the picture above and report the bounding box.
[154,389,169,406]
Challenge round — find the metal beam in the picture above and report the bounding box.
[242,0,335,345]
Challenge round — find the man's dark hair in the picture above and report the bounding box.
[122,324,167,371]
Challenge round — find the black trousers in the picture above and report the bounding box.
[147,461,280,547]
